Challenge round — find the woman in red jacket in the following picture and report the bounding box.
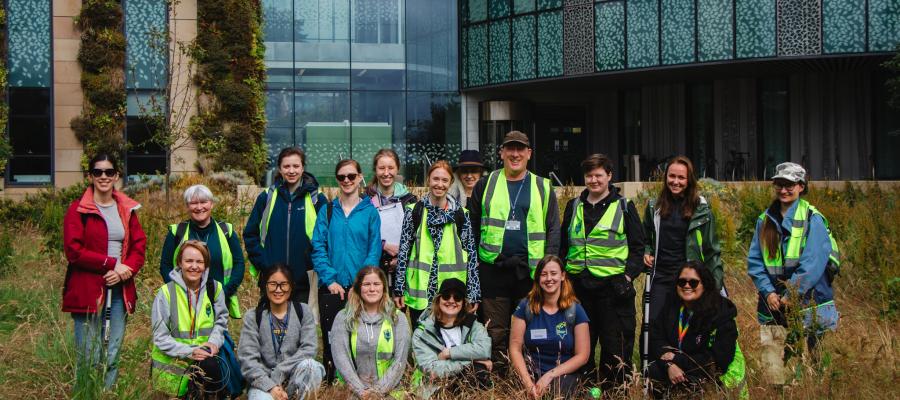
[62,154,147,391]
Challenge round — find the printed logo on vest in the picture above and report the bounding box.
[384,330,392,342]
[206,304,212,317]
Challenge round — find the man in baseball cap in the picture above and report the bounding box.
[467,131,560,372]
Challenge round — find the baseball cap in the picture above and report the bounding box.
[770,162,807,183]
[501,131,530,148]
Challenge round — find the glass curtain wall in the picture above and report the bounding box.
[5,0,53,185]
[262,0,460,186]
[124,0,168,179]
[758,78,789,179]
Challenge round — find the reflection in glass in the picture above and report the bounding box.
[295,92,351,186]
[351,92,405,179]
[407,0,458,91]
[351,0,405,90]
[406,92,462,184]
[759,79,788,179]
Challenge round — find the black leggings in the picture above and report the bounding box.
[185,357,227,400]
[319,288,348,384]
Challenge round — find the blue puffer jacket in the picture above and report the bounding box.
[312,196,382,288]
[243,173,328,291]
[747,199,838,330]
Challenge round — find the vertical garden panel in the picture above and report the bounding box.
[467,25,489,86]
[698,0,733,61]
[823,0,865,53]
[537,10,564,77]
[489,19,512,83]
[869,0,900,51]
[595,1,625,71]
[661,0,695,65]
[736,0,776,58]
[777,0,822,56]
[513,15,537,80]
[627,0,659,68]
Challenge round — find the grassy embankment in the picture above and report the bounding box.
[0,177,897,399]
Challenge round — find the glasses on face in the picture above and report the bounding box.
[90,168,117,178]
[336,173,359,182]
[773,181,798,191]
[677,278,701,289]
[266,281,291,292]
[440,292,462,302]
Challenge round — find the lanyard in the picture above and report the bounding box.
[509,173,529,221]
[677,306,692,350]
[268,306,290,355]
[187,289,197,338]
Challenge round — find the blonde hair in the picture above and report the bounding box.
[176,240,210,270]
[344,267,397,330]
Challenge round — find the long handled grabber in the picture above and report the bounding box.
[103,288,112,346]
[641,264,655,373]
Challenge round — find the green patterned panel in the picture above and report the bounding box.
[469,0,488,22]
[537,11,563,77]
[513,15,537,80]
[661,0,695,65]
[7,0,51,87]
[514,0,536,14]
[461,26,469,87]
[491,0,511,18]
[869,0,900,51]
[627,0,659,68]
[823,0,865,53]
[537,0,562,10]
[468,25,489,86]
[126,0,168,89]
[490,20,512,83]
[698,0,733,61]
[736,0,776,58]
[595,1,625,71]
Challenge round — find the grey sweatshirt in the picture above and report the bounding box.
[151,269,228,359]
[330,309,410,397]
[238,303,318,392]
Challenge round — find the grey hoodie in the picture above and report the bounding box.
[151,268,229,359]
[330,309,410,397]
[238,303,318,392]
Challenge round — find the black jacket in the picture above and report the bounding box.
[650,295,738,378]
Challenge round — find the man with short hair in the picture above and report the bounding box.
[468,131,561,371]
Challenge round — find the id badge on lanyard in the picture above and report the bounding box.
[505,220,522,231]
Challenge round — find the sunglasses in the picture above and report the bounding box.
[90,168,117,178]
[677,278,701,289]
[336,173,359,182]
[266,281,291,292]
[440,292,462,302]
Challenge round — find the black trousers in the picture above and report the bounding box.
[408,307,425,330]
[318,287,348,384]
[185,357,227,400]
[574,280,636,389]
[477,261,532,369]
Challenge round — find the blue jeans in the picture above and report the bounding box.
[72,285,127,390]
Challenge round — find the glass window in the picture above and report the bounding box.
[406,0,458,91]
[295,91,350,186]
[351,0,404,90]
[351,91,405,179]
[619,89,642,179]
[873,73,900,179]
[758,79,789,179]
[6,0,52,185]
[294,0,351,90]
[687,83,715,178]
[405,92,461,183]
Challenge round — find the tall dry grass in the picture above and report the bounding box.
[0,179,897,398]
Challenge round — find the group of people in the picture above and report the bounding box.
[61,130,840,399]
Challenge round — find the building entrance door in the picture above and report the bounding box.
[533,105,588,185]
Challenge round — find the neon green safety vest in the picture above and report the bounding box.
[249,187,319,278]
[151,281,223,397]
[566,197,628,278]
[478,170,551,272]
[404,207,469,311]
[337,312,404,399]
[759,198,841,277]
[709,327,748,399]
[169,221,242,318]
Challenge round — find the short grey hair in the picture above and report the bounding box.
[183,184,215,205]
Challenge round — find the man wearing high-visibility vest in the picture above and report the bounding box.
[468,131,560,371]
[559,154,645,389]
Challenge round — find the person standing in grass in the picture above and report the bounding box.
[160,184,245,318]
[510,255,590,399]
[238,264,324,400]
[365,149,418,283]
[393,160,480,326]
[558,154,644,388]
[244,147,328,302]
[151,240,229,398]
[63,153,147,391]
[330,267,410,398]
[747,162,840,386]
[312,159,382,383]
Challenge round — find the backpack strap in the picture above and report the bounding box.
[175,221,189,244]
[454,207,466,239]
[564,305,577,327]
[217,221,232,237]
[411,202,426,236]
[326,201,334,224]
[257,300,305,331]
[206,281,219,307]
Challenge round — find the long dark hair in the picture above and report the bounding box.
[760,181,808,261]
[258,263,294,310]
[87,153,120,174]
[656,155,699,220]
[676,261,722,328]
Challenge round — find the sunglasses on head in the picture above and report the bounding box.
[336,173,359,182]
[440,292,462,302]
[677,278,701,289]
[90,168,117,178]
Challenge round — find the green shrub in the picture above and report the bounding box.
[0,226,13,277]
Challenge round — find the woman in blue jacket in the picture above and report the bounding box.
[747,162,839,386]
[312,159,382,383]
[244,147,328,303]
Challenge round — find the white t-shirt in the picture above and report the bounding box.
[440,326,462,348]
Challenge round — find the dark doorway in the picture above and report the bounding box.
[533,105,588,185]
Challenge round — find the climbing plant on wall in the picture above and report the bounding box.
[70,0,127,162]
[0,3,12,176]
[190,0,267,180]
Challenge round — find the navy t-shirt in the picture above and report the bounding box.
[502,177,531,258]
[513,299,590,375]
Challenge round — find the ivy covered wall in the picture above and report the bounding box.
[0,3,11,176]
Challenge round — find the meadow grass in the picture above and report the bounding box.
[0,179,897,398]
